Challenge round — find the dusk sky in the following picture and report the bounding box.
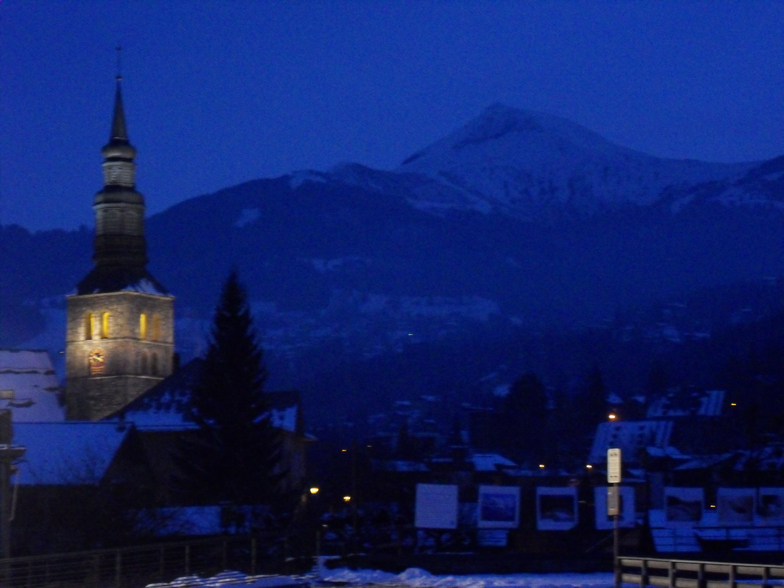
[2,1,783,231]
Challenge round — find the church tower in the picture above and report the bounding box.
[65,75,175,421]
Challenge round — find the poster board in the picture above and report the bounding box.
[594,486,635,530]
[477,485,520,529]
[756,487,784,525]
[716,488,754,525]
[664,487,704,527]
[536,486,578,530]
[415,484,458,529]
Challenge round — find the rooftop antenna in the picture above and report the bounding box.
[115,45,122,81]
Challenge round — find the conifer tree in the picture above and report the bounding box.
[184,270,286,508]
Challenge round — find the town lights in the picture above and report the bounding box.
[310,487,319,495]
[608,413,617,420]
[343,496,351,502]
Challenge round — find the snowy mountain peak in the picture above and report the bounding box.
[396,104,755,218]
[399,104,627,171]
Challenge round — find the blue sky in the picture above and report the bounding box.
[2,1,783,230]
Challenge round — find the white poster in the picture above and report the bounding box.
[477,485,520,529]
[415,484,458,529]
[757,487,784,525]
[664,487,704,527]
[594,486,635,530]
[717,488,754,525]
[536,486,578,531]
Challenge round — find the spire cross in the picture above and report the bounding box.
[115,45,122,81]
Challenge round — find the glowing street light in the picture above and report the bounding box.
[343,495,351,502]
[608,413,617,420]
[310,487,319,495]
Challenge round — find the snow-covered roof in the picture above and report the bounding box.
[270,405,298,433]
[587,419,673,464]
[122,278,168,295]
[0,349,65,422]
[110,360,303,434]
[646,389,725,418]
[472,453,517,472]
[14,422,130,485]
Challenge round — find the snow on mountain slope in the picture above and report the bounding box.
[670,155,784,212]
[394,104,756,218]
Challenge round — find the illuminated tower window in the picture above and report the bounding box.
[139,313,147,340]
[101,312,110,338]
[85,313,94,340]
[152,315,162,342]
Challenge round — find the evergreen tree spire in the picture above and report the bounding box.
[184,270,287,509]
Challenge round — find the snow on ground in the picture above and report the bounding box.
[146,561,615,588]
[319,566,615,588]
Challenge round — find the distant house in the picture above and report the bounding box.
[0,350,64,422]
[11,421,133,553]
[587,388,737,467]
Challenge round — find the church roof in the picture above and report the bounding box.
[14,422,130,486]
[107,359,304,435]
[0,350,65,422]
[76,266,169,295]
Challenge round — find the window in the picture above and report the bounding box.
[139,313,147,340]
[140,353,148,374]
[151,353,159,376]
[101,312,110,338]
[152,315,162,342]
[85,313,94,340]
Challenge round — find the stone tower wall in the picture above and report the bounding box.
[65,291,175,420]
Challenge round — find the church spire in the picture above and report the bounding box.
[108,78,129,146]
[75,71,167,295]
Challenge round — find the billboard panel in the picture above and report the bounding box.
[536,486,578,531]
[717,488,754,525]
[477,485,520,529]
[664,487,704,527]
[757,487,784,525]
[415,484,458,529]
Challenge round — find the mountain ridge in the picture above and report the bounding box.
[1,104,783,429]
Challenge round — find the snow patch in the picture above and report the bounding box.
[123,279,168,295]
[289,170,328,189]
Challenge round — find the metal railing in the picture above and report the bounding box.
[619,557,784,588]
[0,535,292,588]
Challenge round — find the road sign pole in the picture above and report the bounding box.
[607,448,622,588]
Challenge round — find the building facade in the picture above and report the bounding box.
[65,77,174,420]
